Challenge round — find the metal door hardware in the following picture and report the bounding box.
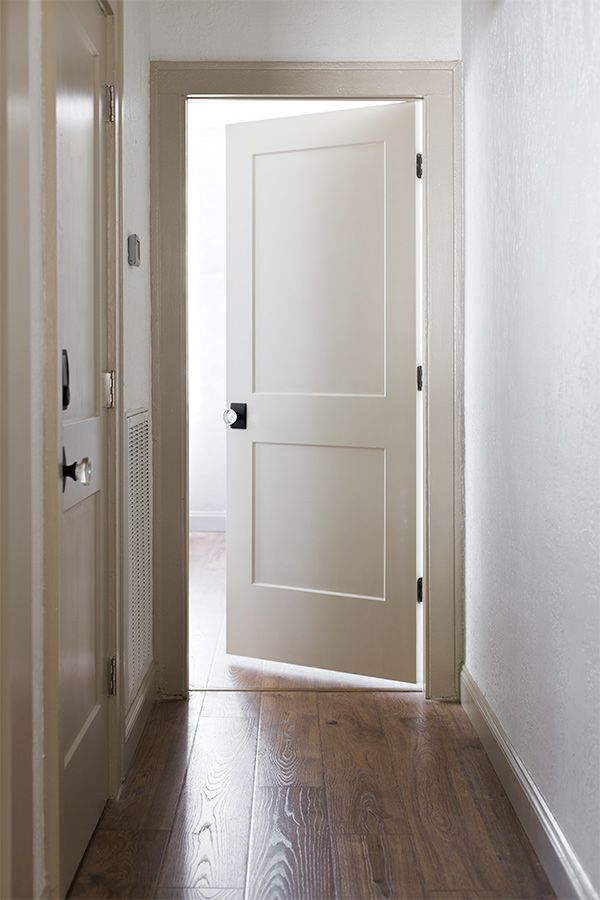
[127,234,141,267]
[103,370,116,408]
[108,657,117,695]
[62,448,93,493]
[62,349,70,410]
[223,403,247,429]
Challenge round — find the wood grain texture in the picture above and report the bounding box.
[468,794,555,899]
[374,690,433,720]
[70,534,554,900]
[158,716,258,890]
[433,698,482,741]
[384,712,485,891]
[332,833,424,899]
[426,893,498,899]
[433,701,508,800]
[246,787,334,900]
[71,687,554,900]
[68,830,168,899]
[256,692,322,787]
[318,692,408,834]
[432,704,553,897]
[200,691,260,719]
[156,890,242,900]
[100,697,202,833]
[383,713,532,895]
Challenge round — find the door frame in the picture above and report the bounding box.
[0,2,42,894]
[41,0,125,894]
[151,61,464,701]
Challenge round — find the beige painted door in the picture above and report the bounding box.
[226,103,418,682]
[57,0,109,891]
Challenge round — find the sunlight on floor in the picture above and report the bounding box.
[189,532,421,692]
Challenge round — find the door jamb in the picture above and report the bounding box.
[1,2,47,894]
[41,1,124,895]
[150,61,464,701]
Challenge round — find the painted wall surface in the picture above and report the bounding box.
[150,0,461,61]
[462,1,600,894]
[123,0,151,413]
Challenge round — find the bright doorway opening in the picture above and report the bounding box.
[186,98,423,692]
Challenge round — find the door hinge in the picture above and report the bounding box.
[416,152,423,179]
[417,577,423,603]
[106,84,115,123]
[108,656,117,695]
[417,365,423,391]
[103,370,116,408]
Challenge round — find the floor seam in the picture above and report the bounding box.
[241,693,263,900]
[315,692,338,900]
[153,695,205,893]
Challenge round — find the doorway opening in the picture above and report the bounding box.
[186,97,424,693]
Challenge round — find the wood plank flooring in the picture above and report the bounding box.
[69,690,553,899]
[68,535,554,898]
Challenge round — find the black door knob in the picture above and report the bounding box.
[222,403,247,429]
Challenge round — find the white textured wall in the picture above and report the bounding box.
[463,1,600,894]
[150,0,461,61]
[123,0,151,413]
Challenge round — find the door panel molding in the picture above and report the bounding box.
[151,61,464,700]
[227,102,418,682]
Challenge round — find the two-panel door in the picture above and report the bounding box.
[226,103,419,683]
[57,0,110,891]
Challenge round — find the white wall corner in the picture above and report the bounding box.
[461,668,599,900]
[189,511,226,533]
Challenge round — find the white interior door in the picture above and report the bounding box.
[57,0,109,891]
[226,103,419,682]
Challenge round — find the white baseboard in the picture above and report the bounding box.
[189,511,226,532]
[461,667,598,900]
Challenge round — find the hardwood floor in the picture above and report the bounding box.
[68,535,554,898]
[69,691,553,899]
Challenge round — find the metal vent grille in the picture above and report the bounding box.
[126,410,152,704]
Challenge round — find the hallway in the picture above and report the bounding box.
[1,2,599,898]
[68,688,553,898]
[67,534,553,897]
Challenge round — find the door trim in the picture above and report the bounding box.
[150,60,464,700]
[0,3,40,894]
[41,1,124,894]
